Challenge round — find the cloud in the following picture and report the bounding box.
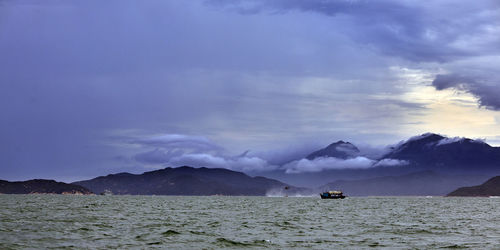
[124,131,417,175]
[436,137,486,146]
[2,0,499,181]
[355,143,393,160]
[134,149,278,172]
[130,133,279,172]
[134,148,185,165]
[167,153,277,172]
[128,132,432,175]
[432,74,472,91]
[282,156,375,174]
[432,74,500,110]
[133,147,279,172]
[335,143,359,154]
[207,0,497,63]
[130,133,406,174]
[405,133,441,142]
[131,134,224,153]
[387,133,442,152]
[372,158,409,168]
[247,142,322,166]
[435,137,463,146]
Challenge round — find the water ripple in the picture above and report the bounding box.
[0,195,499,248]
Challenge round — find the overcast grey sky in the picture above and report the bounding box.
[1,0,500,181]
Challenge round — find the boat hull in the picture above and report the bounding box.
[320,195,346,199]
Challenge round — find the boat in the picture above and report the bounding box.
[320,190,346,199]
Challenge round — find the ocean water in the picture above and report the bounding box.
[1,195,499,249]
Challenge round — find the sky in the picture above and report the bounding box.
[1,0,500,181]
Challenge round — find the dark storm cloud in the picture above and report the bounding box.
[209,0,500,111]
[1,0,499,180]
[207,0,499,63]
[432,74,500,110]
[432,74,472,91]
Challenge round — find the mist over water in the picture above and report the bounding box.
[1,195,499,248]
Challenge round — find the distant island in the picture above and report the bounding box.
[0,167,299,196]
[447,176,500,197]
[0,179,93,195]
[73,166,303,196]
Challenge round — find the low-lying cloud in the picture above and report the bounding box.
[372,158,409,168]
[167,153,276,172]
[283,156,375,173]
[130,133,278,172]
[133,147,278,173]
[130,133,411,174]
[436,137,485,146]
[282,156,409,173]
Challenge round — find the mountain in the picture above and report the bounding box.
[0,179,93,194]
[306,140,360,160]
[381,133,500,172]
[73,166,299,196]
[259,133,500,188]
[320,171,489,196]
[447,176,500,196]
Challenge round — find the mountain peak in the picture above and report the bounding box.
[406,133,445,143]
[389,133,489,154]
[381,133,499,171]
[306,140,360,160]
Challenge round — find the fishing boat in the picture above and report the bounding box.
[320,190,346,199]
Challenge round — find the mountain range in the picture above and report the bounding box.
[263,133,500,187]
[306,133,500,173]
[2,133,499,196]
[382,133,500,173]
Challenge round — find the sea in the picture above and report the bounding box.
[1,195,499,249]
